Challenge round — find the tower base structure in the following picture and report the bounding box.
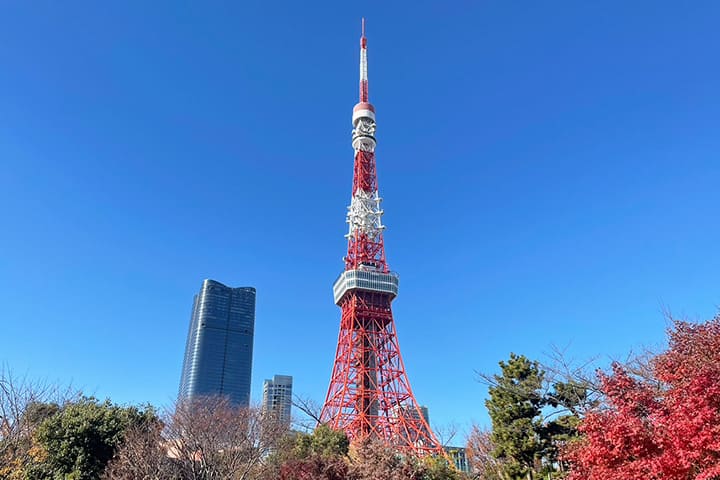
[322,272,443,456]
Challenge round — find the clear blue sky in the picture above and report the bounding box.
[1,1,719,437]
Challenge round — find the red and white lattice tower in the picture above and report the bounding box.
[319,20,444,457]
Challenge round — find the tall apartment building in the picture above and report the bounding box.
[178,279,256,406]
[262,374,293,425]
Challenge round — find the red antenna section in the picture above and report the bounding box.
[320,21,444,457]
[359,18,369,103]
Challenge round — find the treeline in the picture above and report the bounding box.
[3,313,720,479]
[469,313,720,480]
[0,379,462,480]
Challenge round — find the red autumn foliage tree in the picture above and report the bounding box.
[568,315,720,480]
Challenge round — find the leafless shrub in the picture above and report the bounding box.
[163,396,288,480]
[348,438,426,480]
[465,425,508,480]
[103,419,179,480]
[0,365,78,475]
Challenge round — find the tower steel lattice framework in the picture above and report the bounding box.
[319,20,444,457]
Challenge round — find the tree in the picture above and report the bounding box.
[268,421,462,480]
[541,380,587,476]
[484,354,546,480]
[348,438,426,480]
[422,454,462,480]
[480,353,588,479]
[164,396,287,480]
[102,418,179,480]
[568,314,720,480]
[293,424,350,459]
[466,426,508,480]
[106,396,289,480]
[0,366,78,479]
[279,455,350,480]
[274,425,350,480]
[23,397,156,480]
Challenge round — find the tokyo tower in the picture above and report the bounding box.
[319,20,444,456]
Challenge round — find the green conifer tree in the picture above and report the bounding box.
[485,354,545,480]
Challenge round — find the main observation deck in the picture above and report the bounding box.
[333,268,400,305]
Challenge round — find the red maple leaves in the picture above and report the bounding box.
[568,316,720,480]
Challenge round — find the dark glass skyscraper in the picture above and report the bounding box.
[178,279,255,406]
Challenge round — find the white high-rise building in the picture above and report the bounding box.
[262,375,293,425]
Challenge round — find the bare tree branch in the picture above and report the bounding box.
[432,421,459,447]
[291,394,323,433]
